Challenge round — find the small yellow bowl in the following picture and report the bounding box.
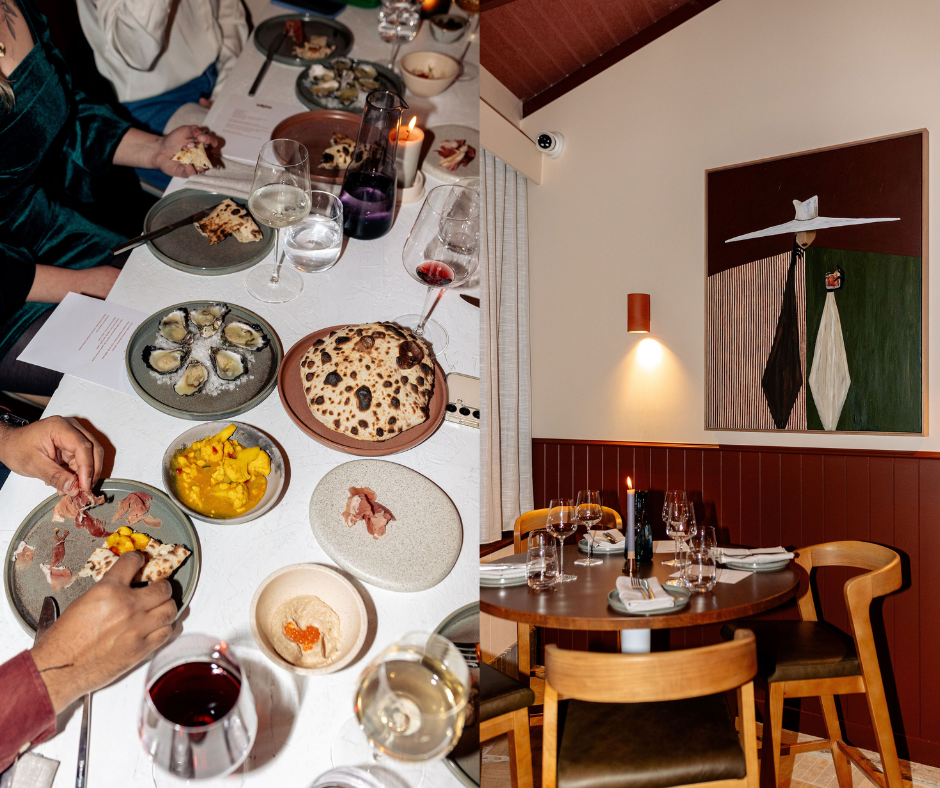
[249,563,368,676]
[399,51,460,98]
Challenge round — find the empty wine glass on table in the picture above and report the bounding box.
[545,498,577,582]
[573,490,603,567]
[396,184,480,353]
[661,491,689,567]
[378,0,421,69]
[666,501,696,588]
[139,634,257,787]
[246,139,311,303]
[284,190,343,273]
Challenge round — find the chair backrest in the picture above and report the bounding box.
[544,629,756,704]
[513,506,623,554]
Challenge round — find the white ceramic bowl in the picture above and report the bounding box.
[162,421,285,525]
[399,51,460,98]
[428,14,467,43]
[249,563,368,676]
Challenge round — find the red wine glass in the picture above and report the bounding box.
[396,185,479,353]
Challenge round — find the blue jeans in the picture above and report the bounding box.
[122,63,218,190]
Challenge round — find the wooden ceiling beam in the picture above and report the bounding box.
[520,0,724,118]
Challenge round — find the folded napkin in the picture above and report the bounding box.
[716,547,794,563]
[5,752,59,788]
[184,158,256,201]
[581,529,624,549]
[480,563,526,577]
[615,576,676,613]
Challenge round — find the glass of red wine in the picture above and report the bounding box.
[139,635,257,787]
[396,185,480,352]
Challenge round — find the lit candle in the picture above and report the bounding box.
[626,476,636,574]
[391,116,424,188]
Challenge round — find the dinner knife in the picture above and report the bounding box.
[249,30,288,97]
[35,595,57,641]
[460,295,480,308]
[110,208,214,255]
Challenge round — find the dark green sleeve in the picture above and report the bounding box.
[0,245,37,324]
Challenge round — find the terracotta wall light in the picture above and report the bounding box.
[628,293,650,333]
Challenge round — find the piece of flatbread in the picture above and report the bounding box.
[172,142,213,171]
[78,537,191,583]
[293,35,335,60]
[195,198,262,245]
[300,322,435,441]
[319,133,355,170]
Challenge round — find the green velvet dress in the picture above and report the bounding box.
[0,0,131,358]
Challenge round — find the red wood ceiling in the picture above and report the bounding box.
[481,0,722,117]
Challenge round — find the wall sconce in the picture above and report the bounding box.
[628,293,650,333]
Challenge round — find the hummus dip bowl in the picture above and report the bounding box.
[250,563,367,675]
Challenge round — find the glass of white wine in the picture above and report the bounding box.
[246,139,311,303]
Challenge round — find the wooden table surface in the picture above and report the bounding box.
[480,545,801,630]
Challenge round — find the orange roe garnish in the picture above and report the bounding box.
[284,621,320,652]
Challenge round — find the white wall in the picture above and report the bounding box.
[520,0,940,450]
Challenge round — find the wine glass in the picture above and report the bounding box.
[396,184,480,353]
[453,0,479,81]
[378,0,421,69]
[245,139,311,304]
[666,501,696,588]
[545,498,577,582]
[139,634,257,787]
[572,490,602,567]
[526,530,558,590]
[661,491,688,567]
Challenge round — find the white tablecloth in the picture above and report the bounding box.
[0,3,479,786]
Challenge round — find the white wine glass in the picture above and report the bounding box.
[378,0,421,69]
[246,139,311,303]
[661,491,688,567]
[666,501,696,588]
[545,498,577,582]
[572,490,602,567]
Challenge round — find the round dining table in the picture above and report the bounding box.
[480,544,801,651]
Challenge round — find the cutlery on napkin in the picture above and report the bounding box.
[480,563,527,577]
[581,529,624,546]
[615,576,676,613]
[715,547,795,563]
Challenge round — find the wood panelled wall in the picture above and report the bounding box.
[532,438,940,767]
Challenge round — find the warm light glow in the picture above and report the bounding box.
[408,116,417,134]
[626,476,633,490]
[636,338,663,368]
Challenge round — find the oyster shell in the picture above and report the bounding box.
[210,347,247,381]
[309,79,340,96]
[357,78,381,91]
[159,309,193,345]
[174,360,209,396]
[189,303,229,338]
[222,321,269,352]
[331,57,352,73]
[142,346,189,375]
[336,86,360,105]
[307,64,334,81]
[354,63,377,79]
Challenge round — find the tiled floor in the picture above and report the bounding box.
[481,724,940,788]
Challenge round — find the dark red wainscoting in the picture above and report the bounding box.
[532,438,940,768]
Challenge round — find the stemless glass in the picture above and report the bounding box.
[526,529,558,590]
[139,634,257,787]
[284,190,343,273]
[686,548,717,594]
[396,184,480,353]
[545,498,576,582]
[572,490,602,567]
[378,0,421,69]
[661,491,688,567]
[246,139,311,303]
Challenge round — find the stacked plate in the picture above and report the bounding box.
[480,563,527,588]
[716,548,793,573]
[578,531,625,553]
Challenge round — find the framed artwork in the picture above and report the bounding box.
[705,130,927,434]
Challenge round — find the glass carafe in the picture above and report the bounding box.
[340,91,408,241]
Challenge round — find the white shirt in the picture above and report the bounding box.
[76,0,249,104]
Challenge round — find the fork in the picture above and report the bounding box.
[453,641,480,669]
[630,577,651,600]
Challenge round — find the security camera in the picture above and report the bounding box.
[536,131,565,158]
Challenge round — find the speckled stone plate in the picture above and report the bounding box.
[253,13,353,66]
[309,460,461,592]
[126,301,283,421]
[144,190,274,276]
[3,479,201,635]
[421,125,479,184]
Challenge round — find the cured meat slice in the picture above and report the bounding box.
[141,514,162,528]
[76,509,110,539]
[112,492,154,525]
[52,491,106,523]
[13,541,34,570]
[40,563,76,591]
[51,529,68,567]
[341,487,395,540]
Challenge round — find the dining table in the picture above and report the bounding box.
[0,2,479,787]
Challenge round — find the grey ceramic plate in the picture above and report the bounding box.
[723,559,791,572]
[295,58,404,114]
[479,574,527,588]
[309,460,462,592]
[126,301,283,421]
[253,13,353,66]
[435,603,480,788]
[144,190,274,276]
[4,479,200,635]
[421,125,479,184]
[578,538,624,553]
[606,585,691,617]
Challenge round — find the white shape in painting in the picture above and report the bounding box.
[725,195,899,243]
[808,291,851,431]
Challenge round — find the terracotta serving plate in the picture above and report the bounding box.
[271,110,362,189]
[277,325,447,456]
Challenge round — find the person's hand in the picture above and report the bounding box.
[199,98,213,109]
[30,553,176,713]
[75,264,120,300]
[0,416,103,495]
[154,125,219,178]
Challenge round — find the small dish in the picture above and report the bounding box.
[162,421,285,525]
[723,558,791,572]
[399,51,459,98]
[606,586,691,617]
[578,538,624,553]
[429,14,467,43]
[249,563,367,676]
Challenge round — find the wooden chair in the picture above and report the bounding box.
[480,663,536,788]
[542,630,759,788]
[512,506,623,687]
[721,541,902,788]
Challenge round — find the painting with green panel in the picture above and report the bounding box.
[804,248,921,432]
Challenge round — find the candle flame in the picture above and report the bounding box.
[627,476,633,488]
[408,116,417,133]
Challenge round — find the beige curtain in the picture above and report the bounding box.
[480,150,533,543]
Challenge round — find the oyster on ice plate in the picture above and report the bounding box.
[159,309,193,345]
[221,321,269,352]
[189,303,229,338]
[210,347,247,382]
[174,360,209,396]
[143,346,189,375]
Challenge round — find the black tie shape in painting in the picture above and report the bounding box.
[761,241,804,429]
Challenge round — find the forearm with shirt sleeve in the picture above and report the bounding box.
[95,0,175,71]
[0,652,56,772]
[210,0,250,98]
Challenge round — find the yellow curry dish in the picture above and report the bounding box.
[171,424,272,519]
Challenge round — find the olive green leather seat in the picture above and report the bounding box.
[480,662,536,722]
[720,621,859,683]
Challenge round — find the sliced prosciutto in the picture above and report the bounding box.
[76,508,110,538]
[341,487,396,540]
[140,514,162,528]
[51,490,105,523]
[40,563,77,591]
[13,541,34,570]
[51,529,68,567]
[112,492,155,526]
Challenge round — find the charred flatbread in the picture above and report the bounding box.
[172,142,213,171]
[319,133,355,171]
[79,537,191,583]
[300,322,434,441]
[195,198,263,245]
